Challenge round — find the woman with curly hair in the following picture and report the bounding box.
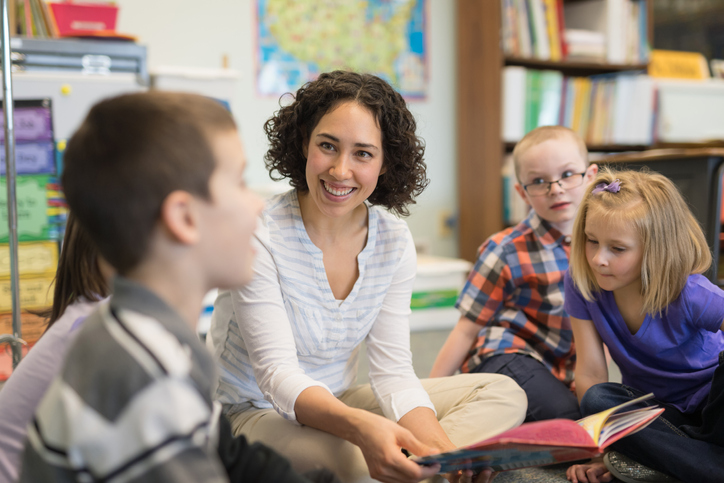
[208,71,526,483]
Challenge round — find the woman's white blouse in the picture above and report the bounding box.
[208,190,434,423]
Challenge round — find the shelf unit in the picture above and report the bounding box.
[456,0,653,262]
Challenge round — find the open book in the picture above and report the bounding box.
[413,393,663,473]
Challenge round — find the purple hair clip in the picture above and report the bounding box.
[592,179,621,194]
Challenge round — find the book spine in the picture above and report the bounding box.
[524,69,542,133]
[639,0,649,62]
[515,0,533,57]
[23,0,33,37]
[556,0,567,58]
[543,0,561,61]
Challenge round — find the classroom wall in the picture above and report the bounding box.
[114,0,459,257]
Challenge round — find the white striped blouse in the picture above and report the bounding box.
[208,189,434,423]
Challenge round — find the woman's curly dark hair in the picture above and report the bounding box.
[263,70,429,217]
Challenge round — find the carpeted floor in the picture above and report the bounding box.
[494,463,573,482]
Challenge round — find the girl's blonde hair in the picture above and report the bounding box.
[569,167,711,315]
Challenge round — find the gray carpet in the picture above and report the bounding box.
[494,463,573,482]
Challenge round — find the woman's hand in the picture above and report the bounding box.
[566,460,611,483]
[351,410,441,483]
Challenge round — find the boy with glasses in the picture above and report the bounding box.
[430,126,598,422]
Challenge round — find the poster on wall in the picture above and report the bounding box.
[256,0,428,99]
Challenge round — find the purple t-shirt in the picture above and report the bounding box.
[564,272,724,413]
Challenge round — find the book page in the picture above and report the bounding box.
[599,407,665,448]
[577,392,655,446]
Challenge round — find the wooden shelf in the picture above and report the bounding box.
[504,56,648,76]
[504,142,650,153]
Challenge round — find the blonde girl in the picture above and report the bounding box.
[564,168,724,483]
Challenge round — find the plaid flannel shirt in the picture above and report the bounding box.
[456,210,575,384]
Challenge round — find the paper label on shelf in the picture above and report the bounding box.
[0,241,58,279]
[649,50,710,80]
[0,275,54,312]
[0,107,53,143]
[0,312,47,346]
[0,141,56,175]
[0,175,57,242]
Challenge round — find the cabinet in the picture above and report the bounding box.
[456,0,653,261]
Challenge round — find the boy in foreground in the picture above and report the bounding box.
[19,92,327,482]
[430,126,597,422]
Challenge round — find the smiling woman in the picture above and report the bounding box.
[206,71,527,483]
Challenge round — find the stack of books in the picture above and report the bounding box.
[11,0,59,39]
[564,0,649,64]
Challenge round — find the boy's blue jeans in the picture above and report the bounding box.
[473,353,581,422]
[580,352,724,483]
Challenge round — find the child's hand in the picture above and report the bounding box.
[566,460,611,483]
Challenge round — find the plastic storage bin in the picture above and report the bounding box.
[409,256,472,332]
[49,2,118,37]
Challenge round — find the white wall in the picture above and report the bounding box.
[115,0,459,257]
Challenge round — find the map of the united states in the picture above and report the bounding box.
[257,0,426,97]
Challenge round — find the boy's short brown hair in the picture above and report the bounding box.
[263,70,428,217]
[61,92,236,274]
[512,126,588,179]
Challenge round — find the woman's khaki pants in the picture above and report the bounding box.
[228,373,527,483]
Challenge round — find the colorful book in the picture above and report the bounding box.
[524,69,542,134]
[527,0,550,60]
[514,0,533,58]
[501,0,518,56]
[556,0,568,58]
[414,393,663,473]
[561,76,575,128]
[502,66,527,142]
[537,70,564,127]
[543,0,561,61]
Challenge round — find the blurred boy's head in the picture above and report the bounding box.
[62,92,263,290]
[513,126,597,234]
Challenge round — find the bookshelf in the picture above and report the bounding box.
[456,0,654,262]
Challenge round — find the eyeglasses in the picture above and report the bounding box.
[522,172,587,197]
